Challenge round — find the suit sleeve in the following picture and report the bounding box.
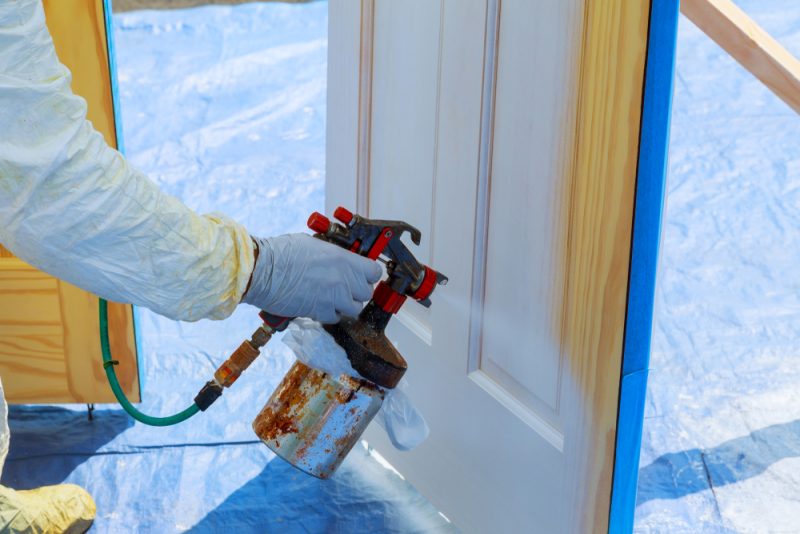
[0,0,254,321]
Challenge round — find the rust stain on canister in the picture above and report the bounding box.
[252,360,385,479]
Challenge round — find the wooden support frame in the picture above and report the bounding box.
[681,0,800,115]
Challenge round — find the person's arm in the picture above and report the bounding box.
[0,0,253,321]
[0,1,379,322]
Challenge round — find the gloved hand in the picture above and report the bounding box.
[243,233,382,323]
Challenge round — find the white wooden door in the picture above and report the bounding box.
[327,1,651,531]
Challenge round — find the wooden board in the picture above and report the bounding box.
[682,0,800,115]
[0,0,140,404]
[326,0,649,531]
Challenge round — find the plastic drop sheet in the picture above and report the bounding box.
[0,3,454,532]
[5,1,800,532]
[635,2,800,532]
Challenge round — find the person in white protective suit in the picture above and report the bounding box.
[0,2,382,532]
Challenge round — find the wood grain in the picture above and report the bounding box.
[59,282,140,403]
[682,0,800,115]
[0,0,140,404]
[0,262,70,402]
[562,0,650,531]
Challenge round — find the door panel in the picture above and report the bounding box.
[0,0,140,404]
[478,0,578,423]
[327,0,650,531]
[368,0,441,342]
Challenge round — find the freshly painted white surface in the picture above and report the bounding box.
[327,1,590,531]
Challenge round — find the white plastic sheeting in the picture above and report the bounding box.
[2,0,798,531]
[283,320,430,451]
[635,2,800,532]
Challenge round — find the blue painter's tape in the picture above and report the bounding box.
[609,0,680,532]
[610,370,649,532]
[102,0,125,155]
[131,302,145,398]
[102,0,142,396]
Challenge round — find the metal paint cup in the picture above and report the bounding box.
[252,360,385,479]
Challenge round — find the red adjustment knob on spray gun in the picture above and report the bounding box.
[307,212,332,234]
[373,281,407,314]
[411,265,438,302]
[333,206,354,225]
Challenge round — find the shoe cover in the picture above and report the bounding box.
[0,0,253,321]
[0,484,96,534]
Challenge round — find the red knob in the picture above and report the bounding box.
[412,266,438,301]
[307,212,331,234]
[334,206,354,225]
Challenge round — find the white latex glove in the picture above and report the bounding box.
[243,234,382,323]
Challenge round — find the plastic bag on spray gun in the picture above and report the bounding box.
[282,319,429,451]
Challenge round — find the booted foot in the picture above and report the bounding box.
[0,483,95,534]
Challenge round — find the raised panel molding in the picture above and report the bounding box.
[467,0,581,438]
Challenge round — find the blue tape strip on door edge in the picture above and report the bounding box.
[102,0,144,396]
[608,0,680,532]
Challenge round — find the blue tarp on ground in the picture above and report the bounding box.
[635,1,800,532]
[1,3,453,532]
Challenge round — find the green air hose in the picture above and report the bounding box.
[99,298,200,426]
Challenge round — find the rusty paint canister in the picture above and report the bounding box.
[252,360,384,479]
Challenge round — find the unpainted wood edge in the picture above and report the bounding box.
[0,258,36,271]
[681,0,800,114]
[561,0,651,531]
[57,280,94,403]
[57,279,140,404]
[107,301,141,402]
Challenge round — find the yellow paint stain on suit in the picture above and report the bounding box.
[0,1,140,404]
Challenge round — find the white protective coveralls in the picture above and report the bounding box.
[0,0,252,531]
[0,1,379,532]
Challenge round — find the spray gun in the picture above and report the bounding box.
[250,207,449,478]
[310,207,449,388]
[187,207,447,477]
[192,207,448,404]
